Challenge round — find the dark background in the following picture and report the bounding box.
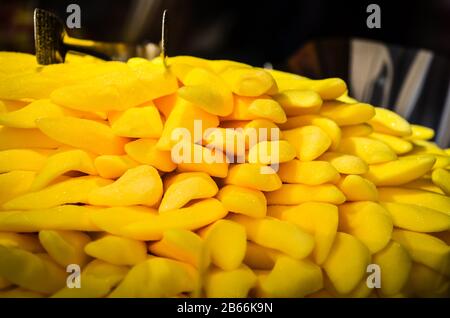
[1,0,449,68]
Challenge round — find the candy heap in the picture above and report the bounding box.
[0,52,448,298]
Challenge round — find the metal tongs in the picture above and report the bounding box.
[34,8,168,65]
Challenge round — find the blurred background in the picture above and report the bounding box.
[0,0,449,146]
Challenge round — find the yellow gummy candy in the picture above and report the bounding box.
[94,154,139,179]
[337,175,378,201]
[243,242,276,270]
[109,103,163,138]
[204,265,257,298]
[337,137,397,164]
[89,165,163,207]
[0,148,50,172]
[149,229,209,270]
[0,205,100,232]
[198,219,246,271]
[283,126,331,161]
[0,232,43,253]
[373,241,412,296]
[0,99,66,128]
[391,229,450,276]
[221,66,277,97]
[247,98,287,123]
[339,201,393,253]
[341,124,373,137]
[320,101,375,126]
[266,183,346,205]
[159,173,218,212]
[52,259,129,298]
[224,163,281,191]
[318,152,369,174]
[277,160,339,185]
[406,124,435,141]
[39,230,91,267]
[368,107,412,137]
[259,256,322,298]
[364,155,435,186]
[369,132,413,155]
[273,90,322,116]
[217,185,267,218]
[36,116,128,155]
[125,138,177,172]
[3,176,112,210]
[431,168,450,196]
[229,214,314,259]
[268,202,338,265]
[0,170,35,205]
[84,234,147,266]
[0,246,66,294]
[404,178,445,194]
[322,232,371,294]
[30,149,98,191]
[109,257,197,298]
[0,126,60,150]
[247,140,296,164]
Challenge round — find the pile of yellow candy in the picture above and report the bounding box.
[0,51,449,298]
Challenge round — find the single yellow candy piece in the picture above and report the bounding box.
[3,176,112,210]
[175,143,229,178]
[338,137,397,164]
[273,90,322,116]
[119,199,228,240]
[156,97,219,151]
[278,160,340,185]
[369,132,413,154]
[268,202,338,265]
[0,232,43,253]
[217,185,267,218]
[266,184,346,205]
[406,124,435,140]
[109,257,197,298]
[322,232,370,294]
[204,265,257,298]
[0,170,35,205]
[247,140,296,164]
[0,126,60,150]
[50,68,154,112]
[318,152,369,174]
[149,229,209,270]
[198,219,246,271]
[259,256,322,297]
[39,230,91,267]
[373,241,412,296]
[378,187,450,216]
[221,66,277,97]
[278,115,341,151]
[368,107,412,137]
[36,116,128,155]
[247,98,287,123]
[94,154,139,179]
[89,165,163,207]
[0,246,66,294]
[0,148,50,173]
[337,175,378,201]
[229,214,314,259]
[404,178,445,194]
[341,124,373,137]
[204,127,246,156]
[339,202,393,253]
[0,205,100,232]
[0,99,66,128]
[283,125,331,161]
[431,168,450,196]
[159,173,218,212]
[178,67,233,116]
[52,259,129,298]
[125,138,177,172]
[224,163,282,191]
[109,104,163,138]
[320,101,375,126]
[391,229,450,276]
[30,149,97,191]
[364,155,435,186]
[84,234,147,266]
